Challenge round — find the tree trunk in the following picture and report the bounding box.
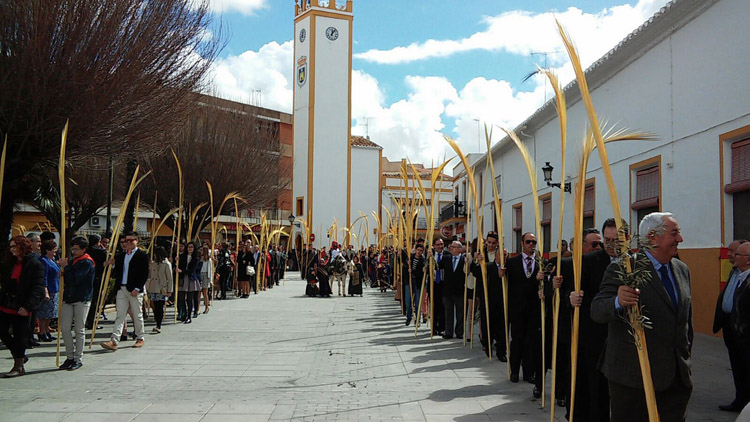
[122,159,137,234]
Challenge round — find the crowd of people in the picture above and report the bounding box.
[0,230,290,375]
[2,211,748,421]
[321,211,731,422]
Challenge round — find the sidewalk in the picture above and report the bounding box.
[0,278,739,421]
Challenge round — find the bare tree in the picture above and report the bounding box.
[27,158,111,243]
[0,0,223,247]
[140,98,291,241]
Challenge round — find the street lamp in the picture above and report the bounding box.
[541,162,571,193]
[288,213,295,225]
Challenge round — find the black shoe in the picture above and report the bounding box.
[46,334,56,341]
[405,319,411,326]
[193,312,198,318]
[184,318,192,324]
[59,359,74,370]
[524,375,536,384]
[556,399,566,407]
[129,331,136,340]
[498,353,507,362]
[442,334,453,339]
[28,338,40,347]
[67,361,83,371]
[533,386,541,399]
[510,373,519,383]
[120,334,128,342]
[456,335,463,340]
[719,403,743,412]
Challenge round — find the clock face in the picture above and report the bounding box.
[299,28,306,43]
[325,26,339,41]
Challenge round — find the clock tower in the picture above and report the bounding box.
[293,0,353,248]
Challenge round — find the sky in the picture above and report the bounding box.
[202,0,671,166]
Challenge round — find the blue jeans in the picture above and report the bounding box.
[403,282,421,323]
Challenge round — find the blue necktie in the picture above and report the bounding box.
[453,256,458,272]
[658,265,678,308]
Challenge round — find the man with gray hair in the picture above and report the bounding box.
[439,240,466,339]
[592,212,692,421]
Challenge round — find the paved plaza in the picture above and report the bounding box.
[0,277,740,421]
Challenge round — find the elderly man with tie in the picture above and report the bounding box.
[729,242,750,413]
[592,212,692,422]
[713,239,749,412]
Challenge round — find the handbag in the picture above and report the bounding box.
[246,265,256,276]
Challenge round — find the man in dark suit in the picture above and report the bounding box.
[430,238,450,336]
[471,231,506,361]
[731,242,750,402]
[100,231,150,351]
[592,212,692,422]
[439,240,466,339]
[504,232,542,392]
[715,239,749,411]
[565,223,620,420]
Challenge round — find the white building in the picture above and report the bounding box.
[456,0,750,335]
[381,158,453,244]
[293,0,381,249]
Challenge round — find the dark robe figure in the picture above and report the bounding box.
[316,264,332,297]
[348,262,364,296]
[305,266,319,297]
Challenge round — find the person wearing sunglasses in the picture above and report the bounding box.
[100,232,149,351]
[550,222,623,418]
[503,232,543,388]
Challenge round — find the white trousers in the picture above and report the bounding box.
[60,301,90,362]
[111,286,145,344]
[332,273,347,295]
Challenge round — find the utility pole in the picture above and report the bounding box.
[359,116,375,139]
[530,51,562,103]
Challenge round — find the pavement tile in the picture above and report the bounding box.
[78,401,149,413]
[0,278,738,422]
[63,413,137,422]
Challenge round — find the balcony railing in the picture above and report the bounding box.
[440,201,467,222]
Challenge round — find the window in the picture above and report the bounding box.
[296,197,303,216]
[631,162,660,228]
[513,204,523,253]
[583,181,595,229]
[540,195,552,254]
[727,138,750,239]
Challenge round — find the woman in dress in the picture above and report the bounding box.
[199,246,213,313]
[146,246,172,333]
[38,240,60,342]
[236,241,254,298]
[347,255,364,297]
[0,236,45,377]
[177,242,201,323]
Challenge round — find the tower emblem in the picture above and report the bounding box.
[297,56,307,87]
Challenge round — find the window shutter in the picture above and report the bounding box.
[632,166,660,210]
[726,139,750,194]
[583,183,595,218]
[541,198,552,225]
[513,207,522,230]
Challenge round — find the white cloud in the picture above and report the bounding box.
[206,1,671,168]
[355,0,668,66]
[352,71,550,167]
[207,40,293,112]
[206,0,267,16]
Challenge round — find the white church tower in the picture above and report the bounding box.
[293,0,353,248]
